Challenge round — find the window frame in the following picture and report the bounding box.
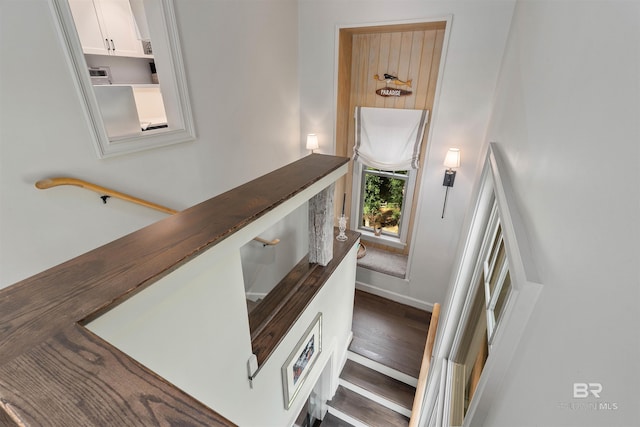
[49,0,196,158]
[480,203,513,345]
[420,144,543,427]
[351,161,417,248]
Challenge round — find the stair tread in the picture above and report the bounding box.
[340,359,416,410]
[320,412,356,427]
[328,386,409,427]
[350,290,431,379]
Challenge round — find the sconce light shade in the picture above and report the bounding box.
[444,148,461,169]
[306,134,319,152]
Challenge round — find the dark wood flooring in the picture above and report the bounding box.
[321,290,432,426]
[318,412,354,427]
[349,290,431,378]
[329,386,409,427]
[340,359,416,411]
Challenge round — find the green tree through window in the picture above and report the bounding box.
[362,168,408,235]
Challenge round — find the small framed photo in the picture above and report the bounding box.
[282,313,322,409]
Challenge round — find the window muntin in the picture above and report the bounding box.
[482,202,513,344]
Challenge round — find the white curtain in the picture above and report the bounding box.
[354,106,429,170]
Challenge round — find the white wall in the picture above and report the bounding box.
[0,0,301,288]
[88,232,358,427]
[479,1,640,425]
[241,205,309,299]
[298,0,516,306]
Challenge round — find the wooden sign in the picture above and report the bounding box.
[376,86,412,97]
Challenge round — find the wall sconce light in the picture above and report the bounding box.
[442,148,460,218]
[306,134,319,153]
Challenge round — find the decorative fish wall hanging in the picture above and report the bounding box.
[374,73,413,97]
[374,73,412,88]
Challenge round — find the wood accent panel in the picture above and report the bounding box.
[336,22,446,254]
[329,386,409,427]
[340,21,445,35]
[0,154,349,426]
[334,30,354,221]
[250,229,360,367]
[350,290,431,378]
[340,359,416,410]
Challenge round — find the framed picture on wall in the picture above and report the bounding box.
[282,313,322,409]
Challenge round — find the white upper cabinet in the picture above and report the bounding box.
[69,0,149,58]
[69,0,108,55]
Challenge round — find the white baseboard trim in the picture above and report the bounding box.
[347,351,418,387]
[326,407,370,427]
[339,378,412,418]
[355,281,434,312]
[328,332,354,398]
[245,292,267,301]
[339,331,353,372]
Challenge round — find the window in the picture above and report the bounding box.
[51,0,195,158]
[426,144,543,427]
[448,200,516,425]
[352,163,417,246]
[447,200,508,426]
[481,203,512,344]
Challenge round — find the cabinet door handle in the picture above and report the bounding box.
[110,39,115,52]
[105,38,111,51]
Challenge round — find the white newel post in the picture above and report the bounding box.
[308,183,335,266]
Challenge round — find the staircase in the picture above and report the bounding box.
[323,356,414,427]
[318,291,440,427]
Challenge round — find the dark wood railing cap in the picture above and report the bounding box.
[0,154,349,426]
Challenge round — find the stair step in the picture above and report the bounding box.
[340,359,416,411]
[328,386,409,427]
[347,351,417,387]
[320,411,356,427]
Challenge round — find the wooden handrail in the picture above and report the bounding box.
[35,177,281,246]
[252,237,281,246]
[3,155,348,425]
[36,177,178,215]
[409,302,441,427]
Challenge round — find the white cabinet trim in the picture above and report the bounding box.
[49,0,195,158]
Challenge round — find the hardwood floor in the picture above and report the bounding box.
[349,290,431,378]
[340,360,415,411]
[321,290,432,426]
[329,386,409,427]
[318,412,355,427]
